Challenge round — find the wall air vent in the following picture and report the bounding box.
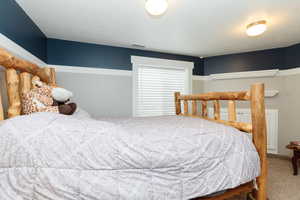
[132,44,146,48]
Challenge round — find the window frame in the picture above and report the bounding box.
[131,56,194,117]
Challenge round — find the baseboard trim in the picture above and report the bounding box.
[267,153,290,160]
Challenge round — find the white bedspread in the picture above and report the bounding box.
[0,113,260,200]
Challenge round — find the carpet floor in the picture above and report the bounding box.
[267,157,300,200]
[228,157,300,200]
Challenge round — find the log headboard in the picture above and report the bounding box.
[0,48,56,119]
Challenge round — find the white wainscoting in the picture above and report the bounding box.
[208,108,278,154]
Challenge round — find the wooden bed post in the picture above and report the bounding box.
[228,100,237,121]
[174,92,181,115]
[201,101,208,117]
[20,72,32,96]
[213,100,221,120]
[250,83,267,200]
[6,69,21,118]
[50,68,57,86]
[43,67,57,86]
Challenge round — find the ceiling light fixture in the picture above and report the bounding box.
[246,20,267,37]
[145,0,168,16]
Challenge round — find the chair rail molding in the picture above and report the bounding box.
[209,69,279,80]
[192,68,300,81]
[50,66,300,80]
[49,65,132,76]
[278,67,300,76]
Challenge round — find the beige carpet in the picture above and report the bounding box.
[228,157,300,200]
[268,157,300,200]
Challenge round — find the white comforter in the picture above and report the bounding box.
[0,113,260,200]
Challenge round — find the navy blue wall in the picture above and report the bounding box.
[285,43,300,68]
[0,0,47,61]
[204,43,300,75]
[204,47,286,75]
[47,38,300,76]
[47,39,204,75]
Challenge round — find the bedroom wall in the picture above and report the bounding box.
[203,43,300,75]
[47,39,204,75]
[204,48,286,75]
[56,72,133,117]
[0,0,47,61]
[55,69,203,118]
[285,43,300,68]
[201,75,300,156]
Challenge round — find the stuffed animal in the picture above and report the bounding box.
[22,80,77,115]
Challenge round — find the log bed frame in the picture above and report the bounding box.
[0,47,267,200]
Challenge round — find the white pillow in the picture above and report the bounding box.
[52,87,73,102]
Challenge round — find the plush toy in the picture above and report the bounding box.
[22,80,77,115]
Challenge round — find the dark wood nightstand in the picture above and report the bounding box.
[286,144,300,176]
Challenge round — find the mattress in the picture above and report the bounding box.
[0,113,260,200]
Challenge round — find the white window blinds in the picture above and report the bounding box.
[132,56,194,117]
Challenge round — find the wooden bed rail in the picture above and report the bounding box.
[0,47,57,119]
[175,83,267,200]
[175,91,252,133]
[178,91,250,101]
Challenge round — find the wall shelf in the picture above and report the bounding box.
[265,90,279,98]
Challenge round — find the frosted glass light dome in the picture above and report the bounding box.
[145,0,168,16]
[246,20,267,37]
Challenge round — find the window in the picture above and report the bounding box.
[131,56,194,117]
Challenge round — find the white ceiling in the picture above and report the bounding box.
[16,0,300,57]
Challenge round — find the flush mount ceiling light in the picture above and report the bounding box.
[145,0,168,16]
[246,20,267,37]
